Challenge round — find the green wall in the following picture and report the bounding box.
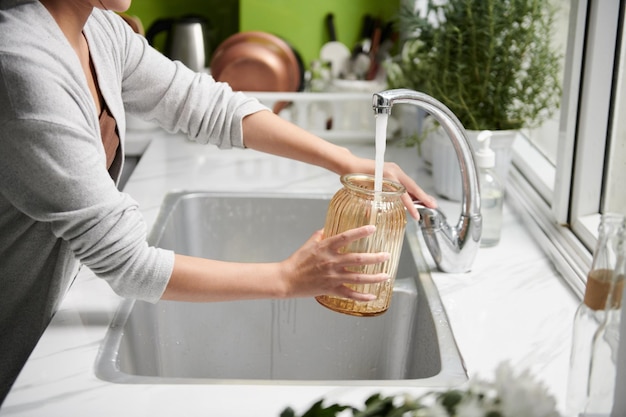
[126,0,400,70]
[240,0,401,67]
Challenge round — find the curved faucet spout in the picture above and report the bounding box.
[373,88,482,273]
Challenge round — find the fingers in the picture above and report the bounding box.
[334,285,378,301]
[324,225,391,269]
[325,224,375,251]
[301,225,394,301]
[406,185,437,209]
[323,274,389,301]
[402,193,419,220]
[339,251,390,268]
[321,226,390,301]
[396,172,437,212]
[378,162,437,220]
[339,271,390,285]
[331,273,389,301]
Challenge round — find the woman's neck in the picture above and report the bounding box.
[39,0,104,114]
[39,0,93,50]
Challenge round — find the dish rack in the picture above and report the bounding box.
[246,91,379,143]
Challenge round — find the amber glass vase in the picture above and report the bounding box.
[316,173,407,316]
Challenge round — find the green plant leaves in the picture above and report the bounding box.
[280,394,423,417]
[386,0,562,131]
[280,399,352,417]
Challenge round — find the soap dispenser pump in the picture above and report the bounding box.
[476,131,504,247]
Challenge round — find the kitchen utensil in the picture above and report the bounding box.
[146,15,212,72]
[365,21,382,80]
[320,13,350,79]
[352,14,374,56]
[377,21,396,62]
[210,31,302,92]
[210,31,303,113]
[346,14,374,80]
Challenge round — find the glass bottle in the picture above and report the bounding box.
[315,173,407,317]
[586,217,625,415]
[566,213,626,416]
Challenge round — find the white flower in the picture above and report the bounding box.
[412,363,561,417]
[415,402,449,417]
[456,397,485,417]
[287,362,562,417]
[494,362,560,417]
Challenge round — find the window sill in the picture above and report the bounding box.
[506,165,592,299]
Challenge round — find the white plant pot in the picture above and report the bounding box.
[431,127,518,201]
[395,105,425,140]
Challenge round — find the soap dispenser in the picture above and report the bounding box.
[476,130,504,247]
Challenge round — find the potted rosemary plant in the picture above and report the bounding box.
[386,0,562,199]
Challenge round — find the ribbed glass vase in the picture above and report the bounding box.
[316,173,407,316]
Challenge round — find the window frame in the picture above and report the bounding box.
[509,0,624,296]
[567,0,621,246]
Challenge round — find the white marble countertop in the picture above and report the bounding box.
[1,130,579,417]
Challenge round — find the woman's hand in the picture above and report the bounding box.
[241,111,436,219]
[380,160,437,219]
[279,225,390,301]
[344,157,437,220]
[163,225,390,303]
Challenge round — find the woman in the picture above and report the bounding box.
[0,0,436,403]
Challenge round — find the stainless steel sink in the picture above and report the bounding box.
[95,191,466,386]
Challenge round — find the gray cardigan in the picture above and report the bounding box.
[0,0,267,401]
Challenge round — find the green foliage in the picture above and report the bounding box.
[386,0,562,131]
[279,363,560,417]
[280,399,352,417]
[281,394,423,417]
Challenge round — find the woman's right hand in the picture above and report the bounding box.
[163,225,389,303]
[279,225,390,301]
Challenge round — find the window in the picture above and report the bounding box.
[510,0,626,296]
[604,32,626,215]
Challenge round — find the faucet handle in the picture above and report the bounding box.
[414,202,446,231]
[413,201,479,273]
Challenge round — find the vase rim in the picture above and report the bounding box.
[340,173,406,196]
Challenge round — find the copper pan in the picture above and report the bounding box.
[210,31,303,112]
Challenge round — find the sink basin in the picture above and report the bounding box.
[95,191,466,386]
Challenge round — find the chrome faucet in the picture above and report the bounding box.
[373,88,482,273]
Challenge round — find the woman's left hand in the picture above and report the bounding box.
[240,111,436,219]
[381,161,437,219]
[347,157,437,220]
